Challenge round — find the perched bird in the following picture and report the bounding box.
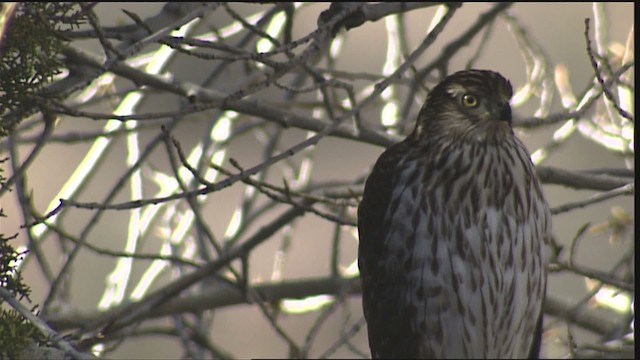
[357,70,551,359]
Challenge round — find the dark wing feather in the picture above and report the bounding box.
[358,139,420,359]
[528,293,546,359]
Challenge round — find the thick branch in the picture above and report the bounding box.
[536,166,632,191]
[48,276,628,340]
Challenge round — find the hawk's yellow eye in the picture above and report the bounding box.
[462,94,478,108]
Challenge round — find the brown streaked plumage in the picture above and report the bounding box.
[358,69,551,358]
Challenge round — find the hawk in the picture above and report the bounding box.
[357,70,551,358]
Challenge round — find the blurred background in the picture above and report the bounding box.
[0,2,634,359]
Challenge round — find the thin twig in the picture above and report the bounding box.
[584,18,634,122]
[551,183,634,215]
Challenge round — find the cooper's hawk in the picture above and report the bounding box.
[358,70,551,358]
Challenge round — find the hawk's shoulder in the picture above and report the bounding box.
[358,137,415,251]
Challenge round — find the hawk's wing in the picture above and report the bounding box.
[358,138,420,358]
[528,292,546,359]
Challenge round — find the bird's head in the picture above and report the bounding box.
[414,69,514,143]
